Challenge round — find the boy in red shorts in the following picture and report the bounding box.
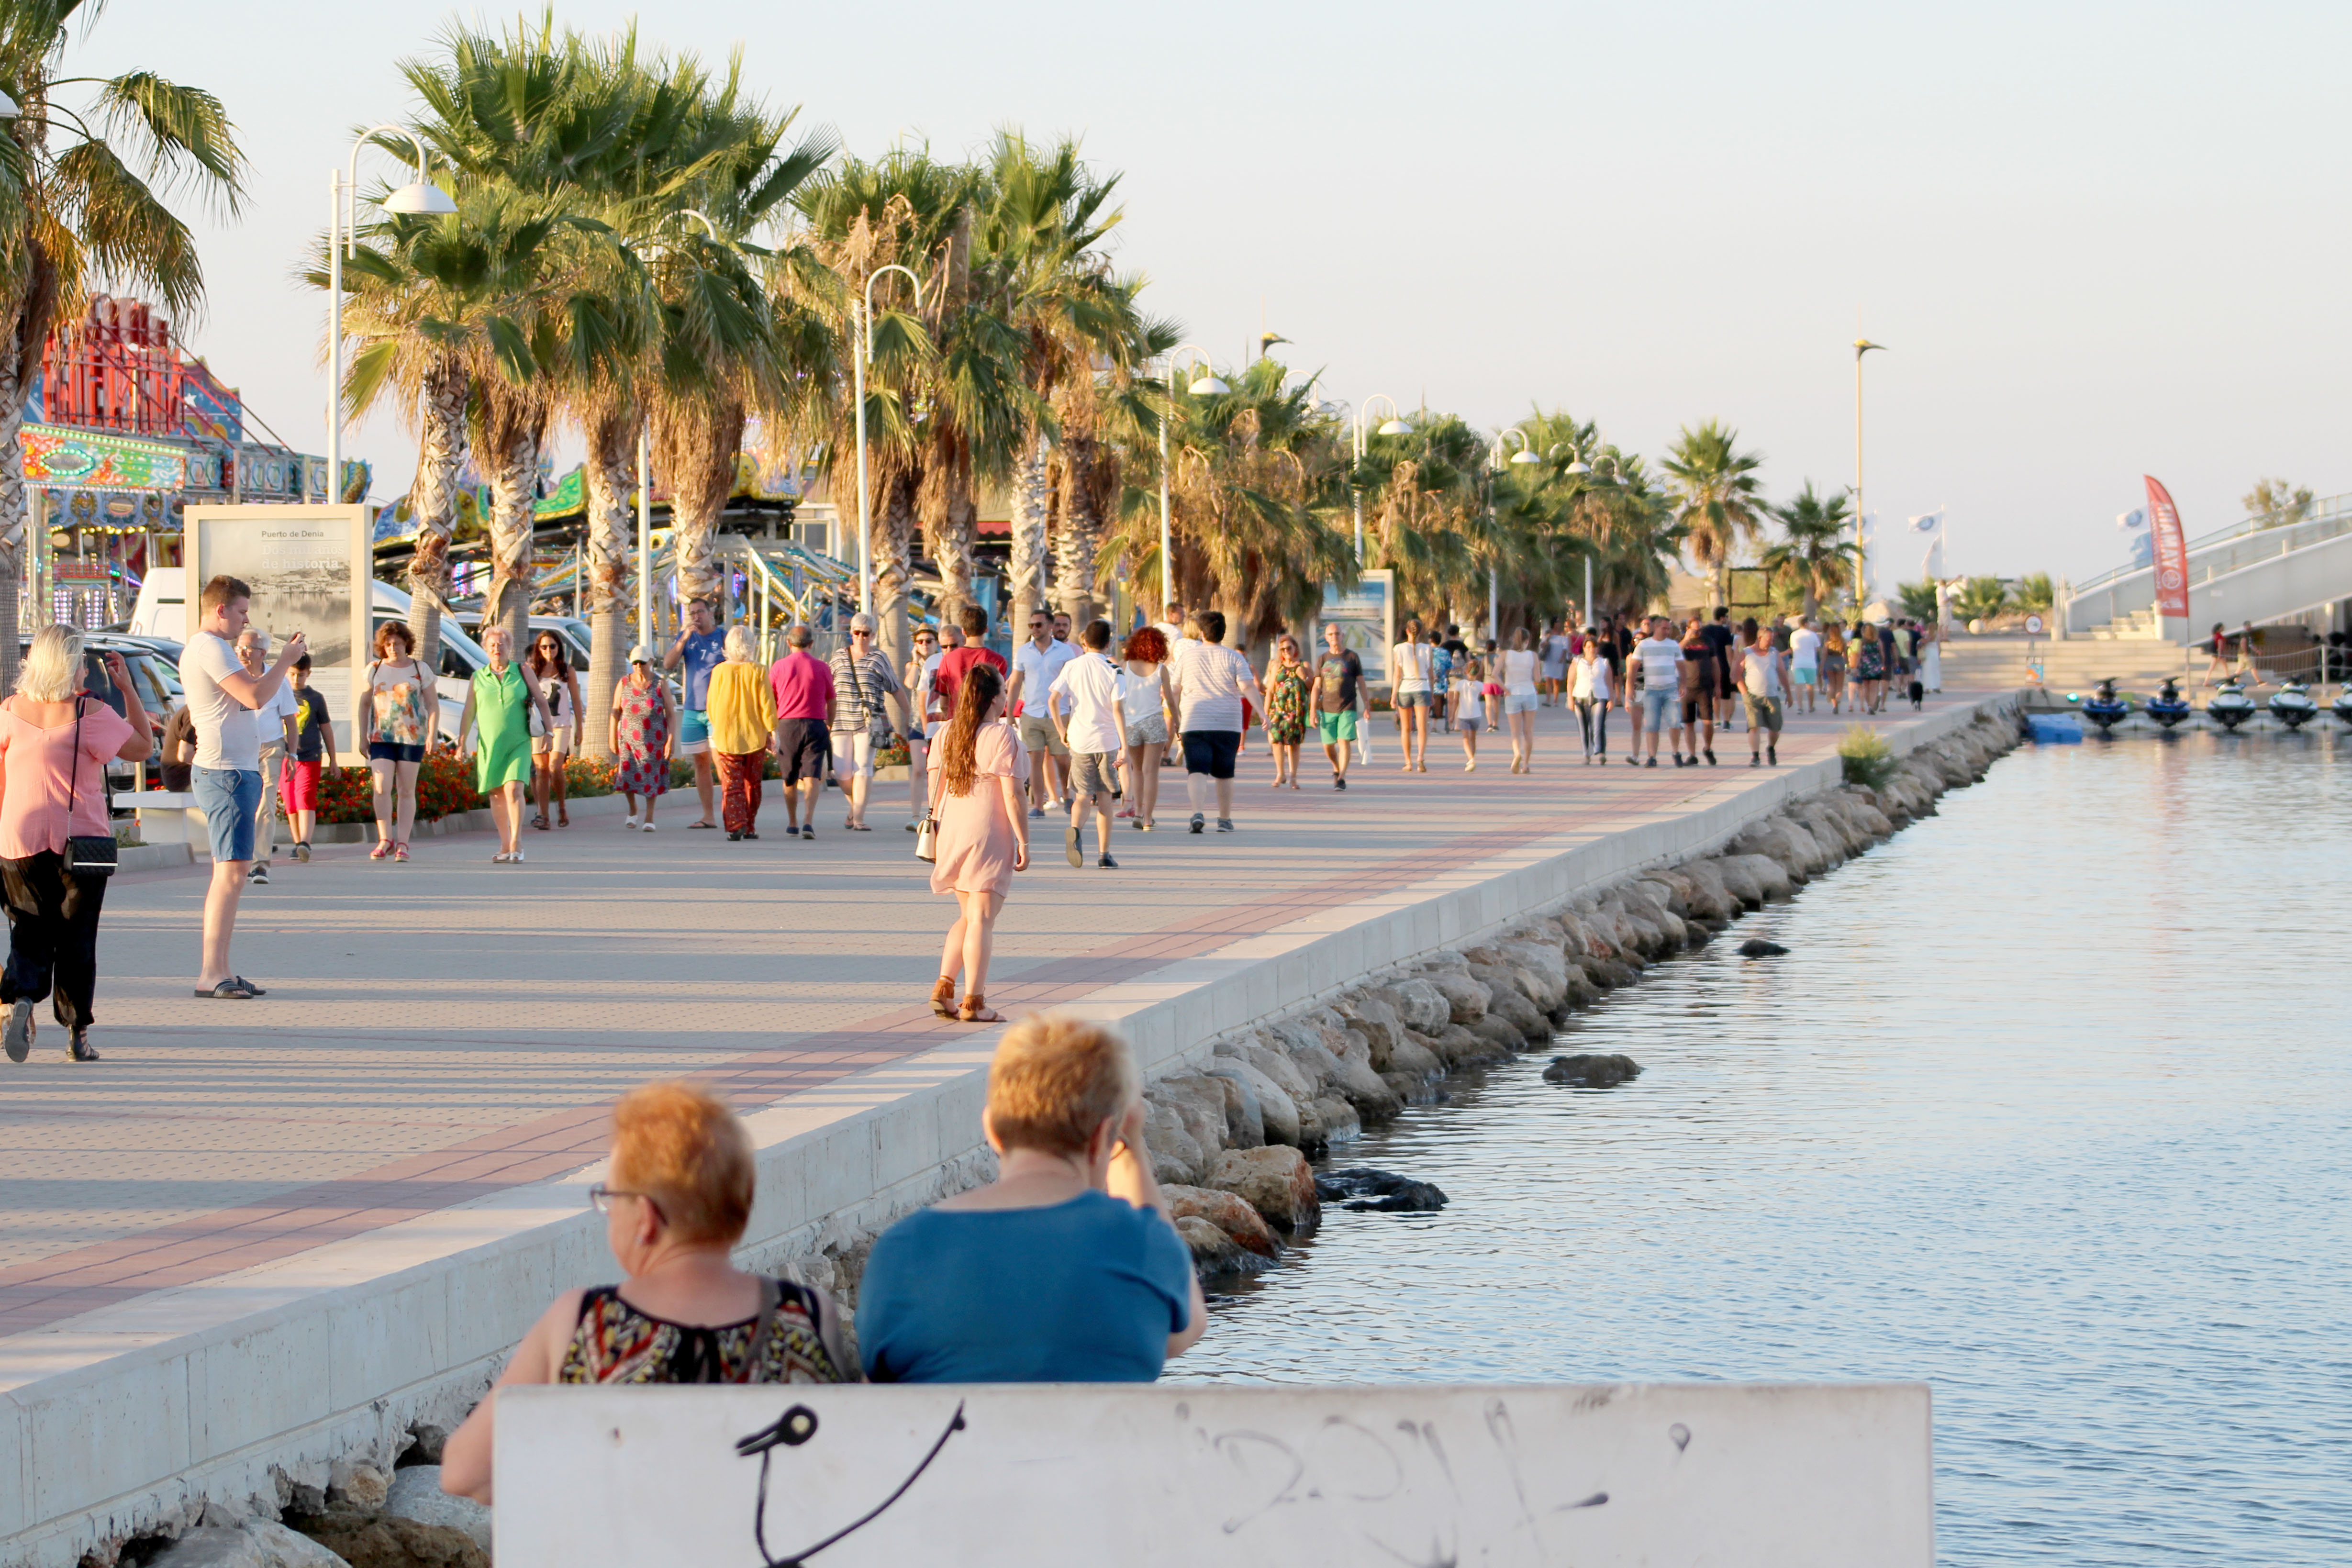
[281,654,338,861]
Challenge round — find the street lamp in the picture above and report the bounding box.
[1158,344,1223,615]
[1350,395,1410,563]
[636,209,719,642]
[1853,337,1885,605]
[1488,428,1535,639]
[854,263,925,616]
[328,126,455,507]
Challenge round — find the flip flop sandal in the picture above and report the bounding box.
[688,821,718,830]
[195,979,257,999]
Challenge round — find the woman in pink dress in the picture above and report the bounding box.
[925,664,1029,1023]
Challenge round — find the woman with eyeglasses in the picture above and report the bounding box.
[438,1080,852,1505]
[610,643,675,830]
[526,632,584,830]
[1262,633,1309,788]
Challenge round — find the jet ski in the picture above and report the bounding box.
[2082,678,2130,734]
[2268,678,2318,730]
[2207,676,2258,731]
[2147,678,2191,730]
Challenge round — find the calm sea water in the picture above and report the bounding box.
[1175,732,2352,1565]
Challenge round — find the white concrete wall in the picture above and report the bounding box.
[0,697,2011,1568]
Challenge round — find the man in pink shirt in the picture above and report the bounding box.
[768,623,834,839]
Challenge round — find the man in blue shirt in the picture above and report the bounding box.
[663,598,728,830]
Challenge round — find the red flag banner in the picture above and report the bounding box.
[2145,476,2189,622]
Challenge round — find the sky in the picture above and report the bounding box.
[62,0,2352,588]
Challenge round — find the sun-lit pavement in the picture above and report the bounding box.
[0,689,1997,1334]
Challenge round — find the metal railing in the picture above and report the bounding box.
[2071,491,2352,601]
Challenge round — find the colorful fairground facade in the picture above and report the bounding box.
[22,294,350,628]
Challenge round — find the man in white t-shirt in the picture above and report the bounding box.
[1048,619,1130,869]
[1788,618,1823,713]
[1167,608,1265,833]
[1006,608,1079,816]
[1630,616,1685,768]
[179,574,305,999]
[237,627,302,884]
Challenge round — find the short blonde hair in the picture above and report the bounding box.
[609,1081,756,1245]
[723,624,754,661]
[17,624,81,703]
[985,1014,1137,1157]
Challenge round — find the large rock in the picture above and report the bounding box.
[1468,971,1549,1041]
[1385,976,1455,1034]
[1163,1185,1281,1258]
[383,1468,491,1557]
[1711,855,1764,908]
[291,1510,488,1568]
[1311,1094,1362,1144]
[247,1520,349,1568]
[147,1528,269,1568]
[1727,852,1795,901]
[1149,1077,1230,1163]
[1333,990,1408,1067]
[1205,1146,1321,1232]
[1233,1040,1317,1105]
[1140,1100,1207,1186]
[1211,1057,1299,1146]
[1545,1053,1643,1088]
[328,1459,390,1512]
[1387,1033,1444,1081]
[1174,1215,1251,1273]
[1418,968,1490,1024]
[1316,1168,1449,1212]
[1200,1065,1267,1148]
[1470,1014,1528,1055]
[1678,859,1740,923]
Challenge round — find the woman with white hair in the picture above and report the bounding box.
[0,625,151,1063]
[705,623,776,841]
[610,644,676,831]
[457,625,551,864]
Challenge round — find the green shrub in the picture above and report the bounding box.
[1839,725,1898,791]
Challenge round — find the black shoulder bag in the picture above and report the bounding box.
[64,697,119,877]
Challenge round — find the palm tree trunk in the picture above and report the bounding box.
[1054,437,1108,626]
[404,355,468,677]
[581,405,635,760]
[1713,559,1730,616]
[653,397,742,617]
[1009,425,1048,635]
[919,443,975,629]
[0,330,28,690]
[873,470,918,675]
[481,390,545,656]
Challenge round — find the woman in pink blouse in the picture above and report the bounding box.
[0,626,149,1064]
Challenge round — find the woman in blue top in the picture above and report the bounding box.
[858,1014,1204,1383]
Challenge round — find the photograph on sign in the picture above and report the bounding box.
[189,504,371,718]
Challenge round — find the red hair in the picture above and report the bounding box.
[1122,626,1169,664]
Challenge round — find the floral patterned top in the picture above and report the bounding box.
[559,1278,845,1385]
[1264,661,1310,744]
[365,659,432,746]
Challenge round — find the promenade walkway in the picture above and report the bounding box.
[0,692,1995,1342]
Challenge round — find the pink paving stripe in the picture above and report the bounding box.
[0,773,1728,1338]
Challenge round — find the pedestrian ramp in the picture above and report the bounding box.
[2064,492,2352,639]
[497,1380,1931,1566]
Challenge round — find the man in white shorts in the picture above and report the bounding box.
[1007,608,1078,816]
[1049,619,1128,869]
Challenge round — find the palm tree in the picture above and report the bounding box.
[1661,420,1766,611]
[0,0,246,686]
[1357,411,1487,629]
[976,133,1152,632]
[1760,480,1857,620]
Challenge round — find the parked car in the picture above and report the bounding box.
[453,607,591,670]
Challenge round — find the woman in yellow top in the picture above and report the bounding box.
[706,625,777,841]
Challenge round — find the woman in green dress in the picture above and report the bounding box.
[457,626,553,863]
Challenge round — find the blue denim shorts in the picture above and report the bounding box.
[193,766,262,864]
[1639,689,1677,731]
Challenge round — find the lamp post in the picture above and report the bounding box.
[1487,428,1539,641]
[637,209,718,642]
[854,263,925,616]
[1350,395,1410,564]
[1853,338,1885,606]
[1159,345,1226,615]
[328,127,456,507]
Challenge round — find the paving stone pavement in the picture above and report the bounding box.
[0,692,1997,1336]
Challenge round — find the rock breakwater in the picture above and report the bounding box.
[1149,706,2021,1273]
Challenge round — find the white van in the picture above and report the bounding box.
[132,568,487,720]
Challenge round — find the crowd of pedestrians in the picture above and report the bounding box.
[0,578,1943,1062]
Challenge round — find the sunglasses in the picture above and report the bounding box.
[851,629,872,638]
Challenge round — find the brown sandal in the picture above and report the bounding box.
[958,993,1004,1023]
[929,976,959,1018]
